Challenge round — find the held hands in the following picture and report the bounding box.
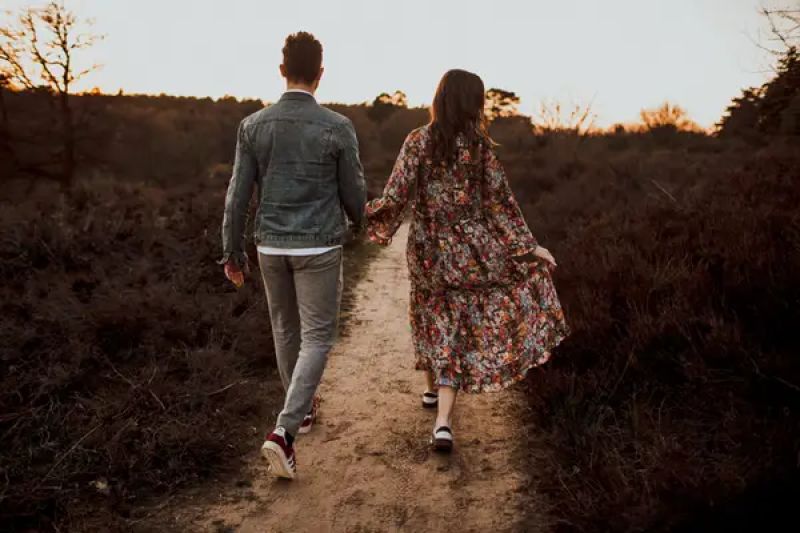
[224,260,250,288]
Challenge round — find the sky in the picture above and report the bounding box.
[2,0,786,127]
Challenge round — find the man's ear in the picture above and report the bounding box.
[279,64,287,79]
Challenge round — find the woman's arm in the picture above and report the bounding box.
[364,129,423,245]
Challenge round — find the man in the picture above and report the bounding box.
[219,31,366,479]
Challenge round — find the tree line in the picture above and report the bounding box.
[2,2,798,190]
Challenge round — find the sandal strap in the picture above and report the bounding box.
[434,426,452,435]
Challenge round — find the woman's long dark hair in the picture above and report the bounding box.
[429,69,492,166]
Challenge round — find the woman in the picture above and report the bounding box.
[365,69,569,451]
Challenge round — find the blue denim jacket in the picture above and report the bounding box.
[220,92,366,265]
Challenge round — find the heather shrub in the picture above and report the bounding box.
[1,88,797,532]
[0,179,279,529]
[517,138,800,531]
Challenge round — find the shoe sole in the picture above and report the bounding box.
[433,438,453,452]
[422,400,438,409]
[261,441,296,479]
[432,430,454,452]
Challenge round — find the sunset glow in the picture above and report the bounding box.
[1,0,784,127]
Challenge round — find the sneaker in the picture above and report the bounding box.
[432,426,453,452]
[261,427,296,479]
[298,395,320,435]
[422,391,438,409]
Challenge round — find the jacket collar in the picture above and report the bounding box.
[280,90,317,103]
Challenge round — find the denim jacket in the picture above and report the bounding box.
[219,92,366,266]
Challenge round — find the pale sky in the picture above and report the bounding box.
[3,0,785,127]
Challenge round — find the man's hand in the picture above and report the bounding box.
[224,260,249,288]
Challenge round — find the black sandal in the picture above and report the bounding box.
[422,391,438,409]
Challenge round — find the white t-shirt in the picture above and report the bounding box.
[257,245,342,256]
[258,88,340,257]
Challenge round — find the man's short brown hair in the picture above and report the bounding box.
[282,32,323,84]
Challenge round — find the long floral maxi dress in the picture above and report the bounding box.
[365,125,569,393]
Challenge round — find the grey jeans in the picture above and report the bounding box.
[258,248,343,436]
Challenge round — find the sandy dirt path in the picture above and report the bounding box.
[186,224,550,533]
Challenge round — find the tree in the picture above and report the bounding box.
[368,90,407,122]
[718,47,800,136]
[0,70,14,180]
[0,71,10,152]
[484,88,520,121]
[377,90,408,108]
[780,91,800,133]
[718,87,764,135]
[639,102,701,133]
[0,1,103,186]
[759,46,800,133]
[718,5,800,136]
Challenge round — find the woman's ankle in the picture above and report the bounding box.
[425,371,436,393]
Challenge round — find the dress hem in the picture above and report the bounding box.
[413,327,569,394]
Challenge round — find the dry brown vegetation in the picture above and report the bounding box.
[506,131,799,532]
[0,178,281,529]
[1,46,798,531]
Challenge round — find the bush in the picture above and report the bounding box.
[0,179,279,530]
[518,138,800,531]
[2,89,798,532]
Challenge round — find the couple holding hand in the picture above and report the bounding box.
[220,31,568,479]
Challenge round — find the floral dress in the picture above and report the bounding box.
[365,125,569,393]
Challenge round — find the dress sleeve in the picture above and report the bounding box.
[482,144,538,256]
[365,130,422,245]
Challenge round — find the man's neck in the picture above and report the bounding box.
[285,82,316,95]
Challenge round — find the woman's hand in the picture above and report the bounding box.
[533,246,557,267]
[514,246,557,268]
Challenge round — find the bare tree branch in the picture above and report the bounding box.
[0,1,104,94]
[0,26,37,89]
[0,1,104,186]
[761,2,800,50]
[22,9,62,90]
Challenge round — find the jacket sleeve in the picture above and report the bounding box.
[218,121,258,267]
[482,144,538,256]
[364,130,422,246]
[336,119,367,227]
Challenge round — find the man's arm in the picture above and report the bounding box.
[336,120,367,227]
[219,121,258,269]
